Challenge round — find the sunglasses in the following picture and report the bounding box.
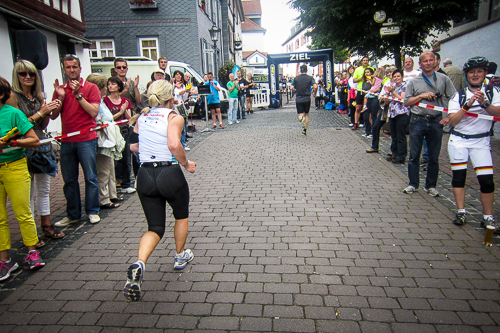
[116,66,128,70]
[18,72,36,77]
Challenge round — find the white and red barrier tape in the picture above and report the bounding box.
[355,88,500,122]
[0,119,130,154]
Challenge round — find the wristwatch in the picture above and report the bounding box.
[481,100,491,109]
[75,94,83,101]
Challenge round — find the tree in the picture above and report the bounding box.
[289,0,481,68]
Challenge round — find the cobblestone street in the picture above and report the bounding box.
[1,101,500,332]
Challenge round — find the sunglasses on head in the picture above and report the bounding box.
[18,72,36,77]
[116,66,127,70]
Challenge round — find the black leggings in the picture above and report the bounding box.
[136,164,190,238]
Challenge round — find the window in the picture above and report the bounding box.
[89,40,115,58]
[139,37,159,60]
[491,0,500,20]
[453,5,479,27]
[169,66,185,79]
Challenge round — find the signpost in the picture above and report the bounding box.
[380,26,400,36]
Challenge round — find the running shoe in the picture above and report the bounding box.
[453,212,467,226]
[302,128,307,136]
[212,124,217,128]
[54,217,79,227]
[481,216,499,234]
[89,214,101,224]
[25,250,45,270]
[0,259,19,281]
[219,123,224,129]
[120,187,136,194]
[300,116,306,128]
[424,188,440,197]
[174,249,194,270]
[403,185,416,194]
[124,262,144,301]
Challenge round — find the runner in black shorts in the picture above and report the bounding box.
[291,65,317,136]
[124,80,197,301]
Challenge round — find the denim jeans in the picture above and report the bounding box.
[60,139,99,219]
[115,128,132,189]
[407,114,443,189]
[370,110,386,149]
[180,119,187,148]
[228,97,238,123]
[237,94,246,119]
[364,97,379,135]
[389,114,410,161]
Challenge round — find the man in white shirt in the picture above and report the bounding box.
[403,58,420,82]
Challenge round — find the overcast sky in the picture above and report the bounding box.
[260,0,300,54]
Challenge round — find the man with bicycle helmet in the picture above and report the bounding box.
[447,56,500,232]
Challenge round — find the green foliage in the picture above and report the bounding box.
[289,0,481,66]
[218,61,237,85]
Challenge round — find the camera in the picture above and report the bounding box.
[435,92,442,98]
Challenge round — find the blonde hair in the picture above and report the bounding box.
[374,67,385,79]
[11,60,44,102]
[85,73,107,90]
[134,80,174,120]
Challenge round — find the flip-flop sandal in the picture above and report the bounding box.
[35,240,46,248]
[111,197,124,203]
[42,225,65,239]
[100,202,121,209]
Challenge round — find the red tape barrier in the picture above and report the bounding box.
[355,88,500,122]
[0,119,130,154]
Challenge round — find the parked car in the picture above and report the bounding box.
[90,56,228,115]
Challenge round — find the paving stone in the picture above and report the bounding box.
[198,316,240,330]
[240,317,272,332]
[263,305,304,318]
[316,320,361,332]
[272,318,315,332]
[155,315,198,329]
[414,310,462,324]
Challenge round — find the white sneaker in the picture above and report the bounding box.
[174,249,194,270]
[120,187,136,194]
[228,122,233,125]
[54,217,79,227]
[184,146,191,151]
[89,214,100,224]
[403,185,417,194]
[359,124,365,128]
[424,188,440,197]
[348,123,354,127]
[236,120,240,124]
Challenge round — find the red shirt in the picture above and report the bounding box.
[102,96,132,121]
[52,78,101,143]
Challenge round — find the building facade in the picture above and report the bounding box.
[220,0,244,66]
[83,0,224,77]
[437,0,499,71]
[0,0,92,134]
[241,0,266,52]
[280,22,320,78]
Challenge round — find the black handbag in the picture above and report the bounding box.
[26,143,58,177]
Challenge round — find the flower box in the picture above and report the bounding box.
[129,0,157,9]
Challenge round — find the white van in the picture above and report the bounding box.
[90,56,228,113]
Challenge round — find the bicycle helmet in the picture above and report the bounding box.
[463,56,489,72]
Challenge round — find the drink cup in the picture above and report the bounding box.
[483,225,495,246]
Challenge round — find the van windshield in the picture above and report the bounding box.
[186,65,203,85]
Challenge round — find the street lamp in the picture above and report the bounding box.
[208,25,220,77]
[209,25,221,46]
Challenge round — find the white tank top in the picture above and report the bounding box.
[137,107,177,163]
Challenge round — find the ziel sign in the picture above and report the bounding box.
[290,53,311,61]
